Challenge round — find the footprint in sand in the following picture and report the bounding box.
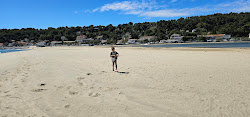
[39,83,46,86]
[32,89,48,92]
[77,82,83,86]
[86,73,92,75]
[69,91,78,95]
[77,77,85,81]
[67,86,72,89]
[88,92,100,97]
[64,105,70,108]
[99,71,107,74]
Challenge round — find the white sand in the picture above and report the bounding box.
[0,47,250,117]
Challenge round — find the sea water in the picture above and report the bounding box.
[140,42,250,48]
[0,49,27,54]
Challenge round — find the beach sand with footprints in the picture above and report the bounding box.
[0,46,250,117]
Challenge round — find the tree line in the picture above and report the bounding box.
[0,12,249,44]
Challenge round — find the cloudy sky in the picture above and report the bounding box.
[0,0,249,29]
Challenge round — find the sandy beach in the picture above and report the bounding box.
[0,46,250,117]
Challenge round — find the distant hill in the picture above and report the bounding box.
[0,12,249,44]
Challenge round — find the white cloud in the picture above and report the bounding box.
[99,1,137,12]
[170,0,178,3]
[96,0,158,12]
[140,9,189,17]
[86,0,250,18]
[222,0,250,12]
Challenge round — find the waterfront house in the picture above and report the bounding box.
[170,34,183,40]
[0,43,3,47]
[122,32,132,40]
[51,41,63,46]
[101,40,107,44]
[63,41,76,44]
[168,34,183,43]
[116,39,124,45]
[204,34,231,39]
[82,38,94,43]
[8,43,14,47]
[127,39,138,44]
[61,36,68,41]
[76,35,87,43]
[36,41,46,47]
[24,38,30,42]
[192,29,196,33]
[97,35,103,40]
[139,36,155,41]
[16,41,27,46]
[159,40,168,43]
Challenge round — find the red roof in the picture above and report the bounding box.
[205,34,225,37]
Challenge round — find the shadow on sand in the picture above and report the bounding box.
[117,71,129,74]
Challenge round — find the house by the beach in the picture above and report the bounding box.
[159,40,168,43]
[61,36,68,41]
[97,35,103,40]
[51,41,63,46]
[36,41,46,47]
[127,39,138,44]
[122,32,132,40]
[24,38,30,42]
[167,34,184,43]
[8,43,14,47]
[204,34,231,42]
[16,41,27,46]
[170,34,182,40]
[204,34,231,39]
[76,35,87,43]
[0,43,3,47]
[138,36,155,41]
[101,39,107,44]
[82,38,94,43]
[192,29,196,33]
[63,41,76,45]
[116,39,124,45]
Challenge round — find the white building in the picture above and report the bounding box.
[139,36,156,41]
[76,35,87,43]
[170,34,182,40]
[127,39,138,44]
[82,38,94,43]
[159,40,168,43]
[51,41,63,46]
[205,34,231,39]
[192,29,196,33]
[101,40,107,44]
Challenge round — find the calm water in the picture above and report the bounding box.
[0,49,27,54]
[140,42,250,48]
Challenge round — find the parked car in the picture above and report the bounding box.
[229,38,236,41]
[207,39,213,42]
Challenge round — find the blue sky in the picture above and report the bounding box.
[0,0,249,29]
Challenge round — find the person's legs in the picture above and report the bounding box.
[115,60,117,71]
[112,61,115,71]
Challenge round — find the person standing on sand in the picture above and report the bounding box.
[110,47,119,71]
